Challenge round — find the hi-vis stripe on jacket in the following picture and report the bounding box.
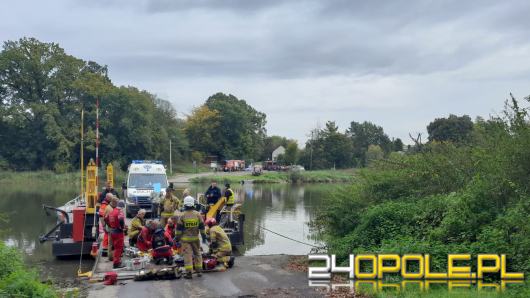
[176,210,205,242]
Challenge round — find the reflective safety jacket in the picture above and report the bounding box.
[175,210,205,242]
[129,216,145,239]
[108,207,125,234]
[225,188,235,205]
[209,225,232,252]
[161,195,180,217]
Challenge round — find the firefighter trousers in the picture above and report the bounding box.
[182,241,202,272]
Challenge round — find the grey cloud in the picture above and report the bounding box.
[64,0,530,80]
[145,0,290,13]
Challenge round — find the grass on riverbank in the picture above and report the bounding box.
[0,241,57,297]
[189,169,356,184]
[0,169,126,188]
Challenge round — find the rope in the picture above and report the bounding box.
[255,224,322,249]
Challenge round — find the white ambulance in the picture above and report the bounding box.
[123,160,168,217]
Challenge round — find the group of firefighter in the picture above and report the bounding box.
[97,181,235,279]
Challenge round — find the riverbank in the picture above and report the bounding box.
[185,170,356,184]
[0,169,126,187]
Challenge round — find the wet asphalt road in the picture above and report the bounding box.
[87,255,322,298]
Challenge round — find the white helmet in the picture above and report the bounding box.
[183,196,195,207]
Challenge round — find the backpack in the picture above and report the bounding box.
[152,228,167,249]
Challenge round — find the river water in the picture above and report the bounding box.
[0,182,338,281]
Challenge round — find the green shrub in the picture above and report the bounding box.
[0,241,57,297]
[318,96,530,284]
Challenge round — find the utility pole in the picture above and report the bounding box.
[309,130,314,171]
[169,139,172,175]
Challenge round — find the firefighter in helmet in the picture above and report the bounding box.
[175,196,207,279]
[205,217,232,268]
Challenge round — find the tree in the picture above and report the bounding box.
[392,138,404,152]
[322,122,353,169]
[184,105,221,157]
[347,121,392,167]
[301,122,352,169]
[283,141,299,165]
[427,114,473,143]
[261,135,289,161]
[365,144,384,165]
[204,93,266,160]
[0,37,98,170]
[0,38,189,171]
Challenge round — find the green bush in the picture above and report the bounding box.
[318,96,530,283]
[0,242,57,297]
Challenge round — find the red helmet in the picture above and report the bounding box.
[203,257,218,270]
[205,218,217,227]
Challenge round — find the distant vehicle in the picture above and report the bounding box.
[123,160,168,218]
[252,165,263,176]
[263,160,280,171]
[290,165,305,171]
[222,160,245,172]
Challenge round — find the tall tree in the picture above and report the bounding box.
[427,114,473,143]
[347,121,392,167]
[283,141,299,165]
[392,138,404,152]
[185,105,221,157]
[204,93,266,160]
[301,122,352,169]
[0,37,189,171]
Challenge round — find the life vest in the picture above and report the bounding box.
[99,202,108,217]
[226,189,235,205]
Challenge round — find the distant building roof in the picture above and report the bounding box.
[272,146,286,161]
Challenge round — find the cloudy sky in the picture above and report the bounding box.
[1,0,530,144]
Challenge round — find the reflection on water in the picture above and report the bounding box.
[187,183,338,255]
[0,184,93,281]
[1,181,338,280]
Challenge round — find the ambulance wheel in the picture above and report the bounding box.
[228,256,235,268]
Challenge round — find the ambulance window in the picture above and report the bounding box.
[128,174,168,189]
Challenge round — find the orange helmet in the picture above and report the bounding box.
[205,218,217,227]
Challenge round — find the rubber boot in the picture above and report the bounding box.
[184,272,192,279]
[174,268,182,279]
[196,270,202,277]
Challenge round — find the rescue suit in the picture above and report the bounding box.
[107,207,125,266]
[136,226,152,252]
